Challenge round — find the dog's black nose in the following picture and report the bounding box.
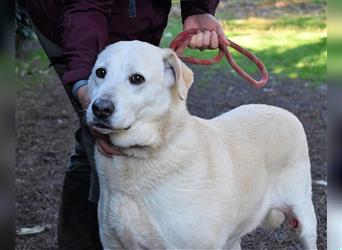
[92,99,115,119]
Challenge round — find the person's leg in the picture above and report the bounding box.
[58,128,102,250]
[31,24,102,249]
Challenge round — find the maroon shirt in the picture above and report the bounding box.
[26,0,219,85]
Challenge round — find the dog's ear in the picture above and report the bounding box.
[163,49,193,100]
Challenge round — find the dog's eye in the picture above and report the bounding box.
[129,73,145,85]
[96,68,106,78]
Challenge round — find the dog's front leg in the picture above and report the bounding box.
[116,196,166,250]
[224,239,241,250]
[101,234,125,250]
[99,217,125,250]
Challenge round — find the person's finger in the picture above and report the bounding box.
[91,128,125,156]
[216,25,229,46]
[76,85,91,109]
[209,31,219,49]
[189,35,196,49]
[96,138,125,156]
[189,31,203,49]
[201,30,211,50]
[96,142,112,158]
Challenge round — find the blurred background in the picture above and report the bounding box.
[9,0,333,249]
[327,1,342,249]
[0,0,14,250]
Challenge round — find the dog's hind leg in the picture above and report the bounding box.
[279,159,317,250]
[291,197,317,250]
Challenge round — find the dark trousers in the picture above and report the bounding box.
[58,128,102,250]
[33,26,102,249]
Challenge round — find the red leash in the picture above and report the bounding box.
[169,29,268,88]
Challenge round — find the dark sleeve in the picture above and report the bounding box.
[180,0,220,22]
[61,0,113,84]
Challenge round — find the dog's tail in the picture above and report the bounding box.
[261,209,286,230]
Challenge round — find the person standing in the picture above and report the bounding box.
[25,0,228,248]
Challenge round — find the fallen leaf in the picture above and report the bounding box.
[313,180,327,187]
[16,224,51,236]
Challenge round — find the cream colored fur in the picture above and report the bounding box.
[86,41,317,250]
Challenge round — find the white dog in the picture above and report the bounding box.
[86,41,317,250]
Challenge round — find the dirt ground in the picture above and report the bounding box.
[16,60,326,249]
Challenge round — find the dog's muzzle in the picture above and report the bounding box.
[90,99,133,132]
[92,99,115,119]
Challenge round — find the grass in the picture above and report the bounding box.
[160,14,326,85]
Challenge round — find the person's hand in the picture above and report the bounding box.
[183,14,229,50]
[76,85,125,157]
[76,85,91,110]
[90,130,126,157]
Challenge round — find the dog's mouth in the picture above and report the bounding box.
[91,121,132,133]
[93,121,112,130]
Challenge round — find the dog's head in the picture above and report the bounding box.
[86,41,193,148]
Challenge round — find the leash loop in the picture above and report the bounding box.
[169,29,269,88]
